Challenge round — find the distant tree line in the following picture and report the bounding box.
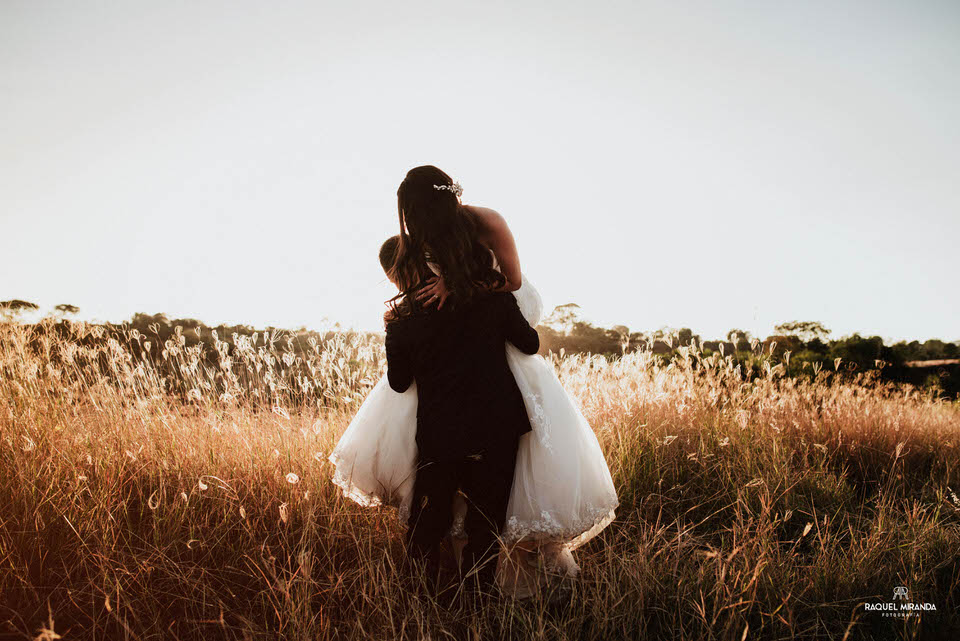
[1,303,381,409]
[3,300,958,399]
[536,305,960,399]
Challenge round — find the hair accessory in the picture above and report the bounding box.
[433,182,463,198]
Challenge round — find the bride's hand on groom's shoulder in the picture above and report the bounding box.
[417,276,451,309]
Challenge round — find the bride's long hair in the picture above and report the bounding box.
[390,165,504,310]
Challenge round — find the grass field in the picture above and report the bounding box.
[1,319,959,640]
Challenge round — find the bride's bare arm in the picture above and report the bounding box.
[417,205,523,307]
[468,205,522,292]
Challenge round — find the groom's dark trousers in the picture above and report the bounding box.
[384,290,540,588]
[406,431,520,587]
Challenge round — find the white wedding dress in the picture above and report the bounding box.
[329,271,618,596]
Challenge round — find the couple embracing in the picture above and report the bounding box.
[330,165,618,598]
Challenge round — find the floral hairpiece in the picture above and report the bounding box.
[433,182,463,198]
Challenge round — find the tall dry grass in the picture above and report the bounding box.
[1,318,958,640]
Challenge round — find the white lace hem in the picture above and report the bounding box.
[397,498,618,550]
[502,504,618,549]
[328,450,407,509]
[331,434,619,550]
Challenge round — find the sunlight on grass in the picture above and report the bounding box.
[1,318,958,639]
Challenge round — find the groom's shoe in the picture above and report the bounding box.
[543,576,575,609]
[459,555,499,598]
[425,559,460,596]
[399,555,428,595]
[402,551,460,601]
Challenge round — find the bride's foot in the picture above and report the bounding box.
[539,543,580,577]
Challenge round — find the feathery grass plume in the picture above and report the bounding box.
[0,317,957,638]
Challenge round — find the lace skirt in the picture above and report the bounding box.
[329,274,618,595]
[329,345,619,549]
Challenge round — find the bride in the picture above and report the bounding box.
[329,165,618,597]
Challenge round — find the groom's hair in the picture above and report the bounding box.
[380,235,421,321]
[379,235,400,276]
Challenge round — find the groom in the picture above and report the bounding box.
[378,236,540,591]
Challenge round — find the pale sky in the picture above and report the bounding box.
[2,0,958,342]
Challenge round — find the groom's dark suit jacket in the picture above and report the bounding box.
[384,291,540,463]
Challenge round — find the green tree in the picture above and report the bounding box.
[543,303,582,335]
[921,339,950,360]
[773,320,831,343]
[726,329,751,352]
[608,325,631,351]
[829,334,895,370]
[0,300,39,320]
[676,327,700,347]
